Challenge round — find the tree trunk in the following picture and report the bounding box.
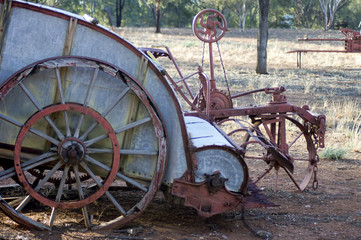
[256,0,269,74]
[155,1,161,33]
[116,0,126,27]
[116,0,120,27]
[241,3,247,31]
[104,7,114,27]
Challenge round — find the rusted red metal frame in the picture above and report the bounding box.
[288,49,349,69]
[156,43,326,193]
[171,145,249,217]
[288,28,361,68]
[146,46,325,150]
[190,105,324,147]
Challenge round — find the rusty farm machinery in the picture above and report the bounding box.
[0,1,326,230]
[288,28,361,68]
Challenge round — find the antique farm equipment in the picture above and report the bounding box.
[288,28,361,68]
[148,9,325,192]
[0,1,326,231]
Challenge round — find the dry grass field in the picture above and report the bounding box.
[1,27,361,240]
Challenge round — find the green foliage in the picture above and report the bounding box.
[336,0,361,29]
[320,147,348,160]
[23,0,361,30]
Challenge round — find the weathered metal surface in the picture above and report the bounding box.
[0,0,190,186]
[171,178,243,218]
[184,116,248,193]
[185,116,233,148]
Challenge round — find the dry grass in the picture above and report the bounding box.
[115,27,361,159]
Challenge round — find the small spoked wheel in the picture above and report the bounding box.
[192,9,228,43]
[219,116,317,192]
[0,57,167,230]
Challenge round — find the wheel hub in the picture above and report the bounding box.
[58,138,86,165]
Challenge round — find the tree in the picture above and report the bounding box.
[319,0,348,30]
[291,0,318,28]
[115,0,126,27]
[226,0,248,31]
[249,4,258,28]
[256,0,269,74]
[104,0,126,27]
[140,0,165,33]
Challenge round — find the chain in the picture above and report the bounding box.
[311,124,320,190]
[216,41,231,98]
[312,155,319,190]
[201,41,205,68]
[195,42,206,109]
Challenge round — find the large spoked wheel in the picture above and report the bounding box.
[192,9,228,43]
[220,116,317,192]
[0,57,167,230]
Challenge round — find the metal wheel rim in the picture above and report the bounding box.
[0,56,168,230]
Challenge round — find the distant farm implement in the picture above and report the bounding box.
[0,1,325,231]
[288,28,361,68]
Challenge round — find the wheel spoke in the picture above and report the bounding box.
[44,115,65,140]
[74,68,99,138]
[55,165,70,201]
[288,131,303,149]
[73,165,91,229]
[84,117,151,147]
[74,114,85,138]
[19,83,65,140]
[79,121,98,141]
[84,68,99,107]
[101,87,130,117]
[79,87,130,141]
[86,148,113,154]
[104,191,127,216]
[119,149,157,155]
[16,161,64,212]
[0,111,64,145]
[54,68,66,104]
[0,152,57,181]
[86,148,157,155]
[28,128,60,146]
[21,152,58,170]
[114,117,152,135]
[0,113,23,127]
[84,155,148,192]
[15,195,33,212]
[18,82,43,110]
[54,68,71,137]
[49,165,70,228]
[33,161,64,192]
[49,208,57,229]
[79,162,127,216]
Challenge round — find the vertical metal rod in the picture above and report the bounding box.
[297,51,302,69]
[208,42,216,91]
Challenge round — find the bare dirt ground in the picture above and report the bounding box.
[1,28,361,239]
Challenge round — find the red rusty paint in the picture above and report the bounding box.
[171,178,243,218]
[146,8,325,196]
